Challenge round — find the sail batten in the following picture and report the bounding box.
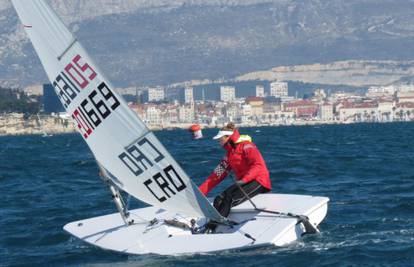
[58,38,77,60]
[11,0,224,222]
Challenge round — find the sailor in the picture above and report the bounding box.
[199,122,271,232]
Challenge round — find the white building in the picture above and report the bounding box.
[318,104,334,121]
[220,86,236,102]
[146,87,165,102]
[366,86,396,98]
[270,81,288,97]
[240,104,252,123]
[377,101,394,122]
[225,104,241,121]
[184,87,194,104]
[397,91,414,103]
[145,106,163,125]
[255,85,265,97]
[178,105,194,123]
[165,106,179,123]
[338,104,378,122]
[330,92,361,102]
[396,84,414,92]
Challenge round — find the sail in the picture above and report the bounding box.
[11,0,224,222]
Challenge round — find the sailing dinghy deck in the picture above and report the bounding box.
[64,194,329,255]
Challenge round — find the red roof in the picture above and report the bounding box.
[297,107,318,117]
[246,97,264,104]
[284,99,316,108]
[397,102,414,108]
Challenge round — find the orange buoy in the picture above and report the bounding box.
[188,124,203,139]
[189,124,201,132]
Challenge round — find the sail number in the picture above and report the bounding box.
[53,54,97,109]
[52,54,120,139]
[119,137,187,203]
[71,82,120,139]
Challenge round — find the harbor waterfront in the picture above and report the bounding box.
[1,112,414,136]
[0,113,74,136]
[3,81,414,136]
[1,123,413,266]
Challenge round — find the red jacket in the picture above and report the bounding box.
[199,130,271,195]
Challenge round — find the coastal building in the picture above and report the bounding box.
[241,104,252,122]
[337,102,378,122]
[143,87,165,102]
[246,97,264,117]
[377,101,394,122]
[330,91,361,102]
[225,104,241,122]
[255,85,265,97]
[116,86,142,96]
[164,104,179,123]
[220,86,236,102]
[280,96,296,103]
[366,86,396,98]
[246,97,264,106]
[270,81,288,98]
[264,97,282,110]
[183,87,194,104]
[284,100,318,118]
[397,84,414,92]
[144,105,163,125]
[178,105,195,123]
[397,90,414,103]
[318,104,334,121]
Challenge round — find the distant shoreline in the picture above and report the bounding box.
[1,113,412,137]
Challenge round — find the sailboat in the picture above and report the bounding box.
[11,0,329,255]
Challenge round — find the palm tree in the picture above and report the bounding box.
[371,110,376,122]
[363,110,369,122]
[392,106,397,121]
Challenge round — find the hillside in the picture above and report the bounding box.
[1,0,414,88]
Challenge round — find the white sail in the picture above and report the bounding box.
[11,0,223,222]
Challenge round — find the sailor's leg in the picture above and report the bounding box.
[204,185,239,232]
[216,184,240,217]
[204,181,269,233]
[231,180,270,207]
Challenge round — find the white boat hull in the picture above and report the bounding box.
[64,194,329,255]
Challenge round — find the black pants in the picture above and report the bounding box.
[213,180,270,218]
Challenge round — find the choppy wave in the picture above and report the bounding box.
[1,123,414,266]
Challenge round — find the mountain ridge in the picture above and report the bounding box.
[1,0,414,88]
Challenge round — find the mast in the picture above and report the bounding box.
[99,164,134,226]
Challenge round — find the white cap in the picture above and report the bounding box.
[212,130,234,140]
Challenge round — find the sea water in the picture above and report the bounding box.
[1,123,414,266]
